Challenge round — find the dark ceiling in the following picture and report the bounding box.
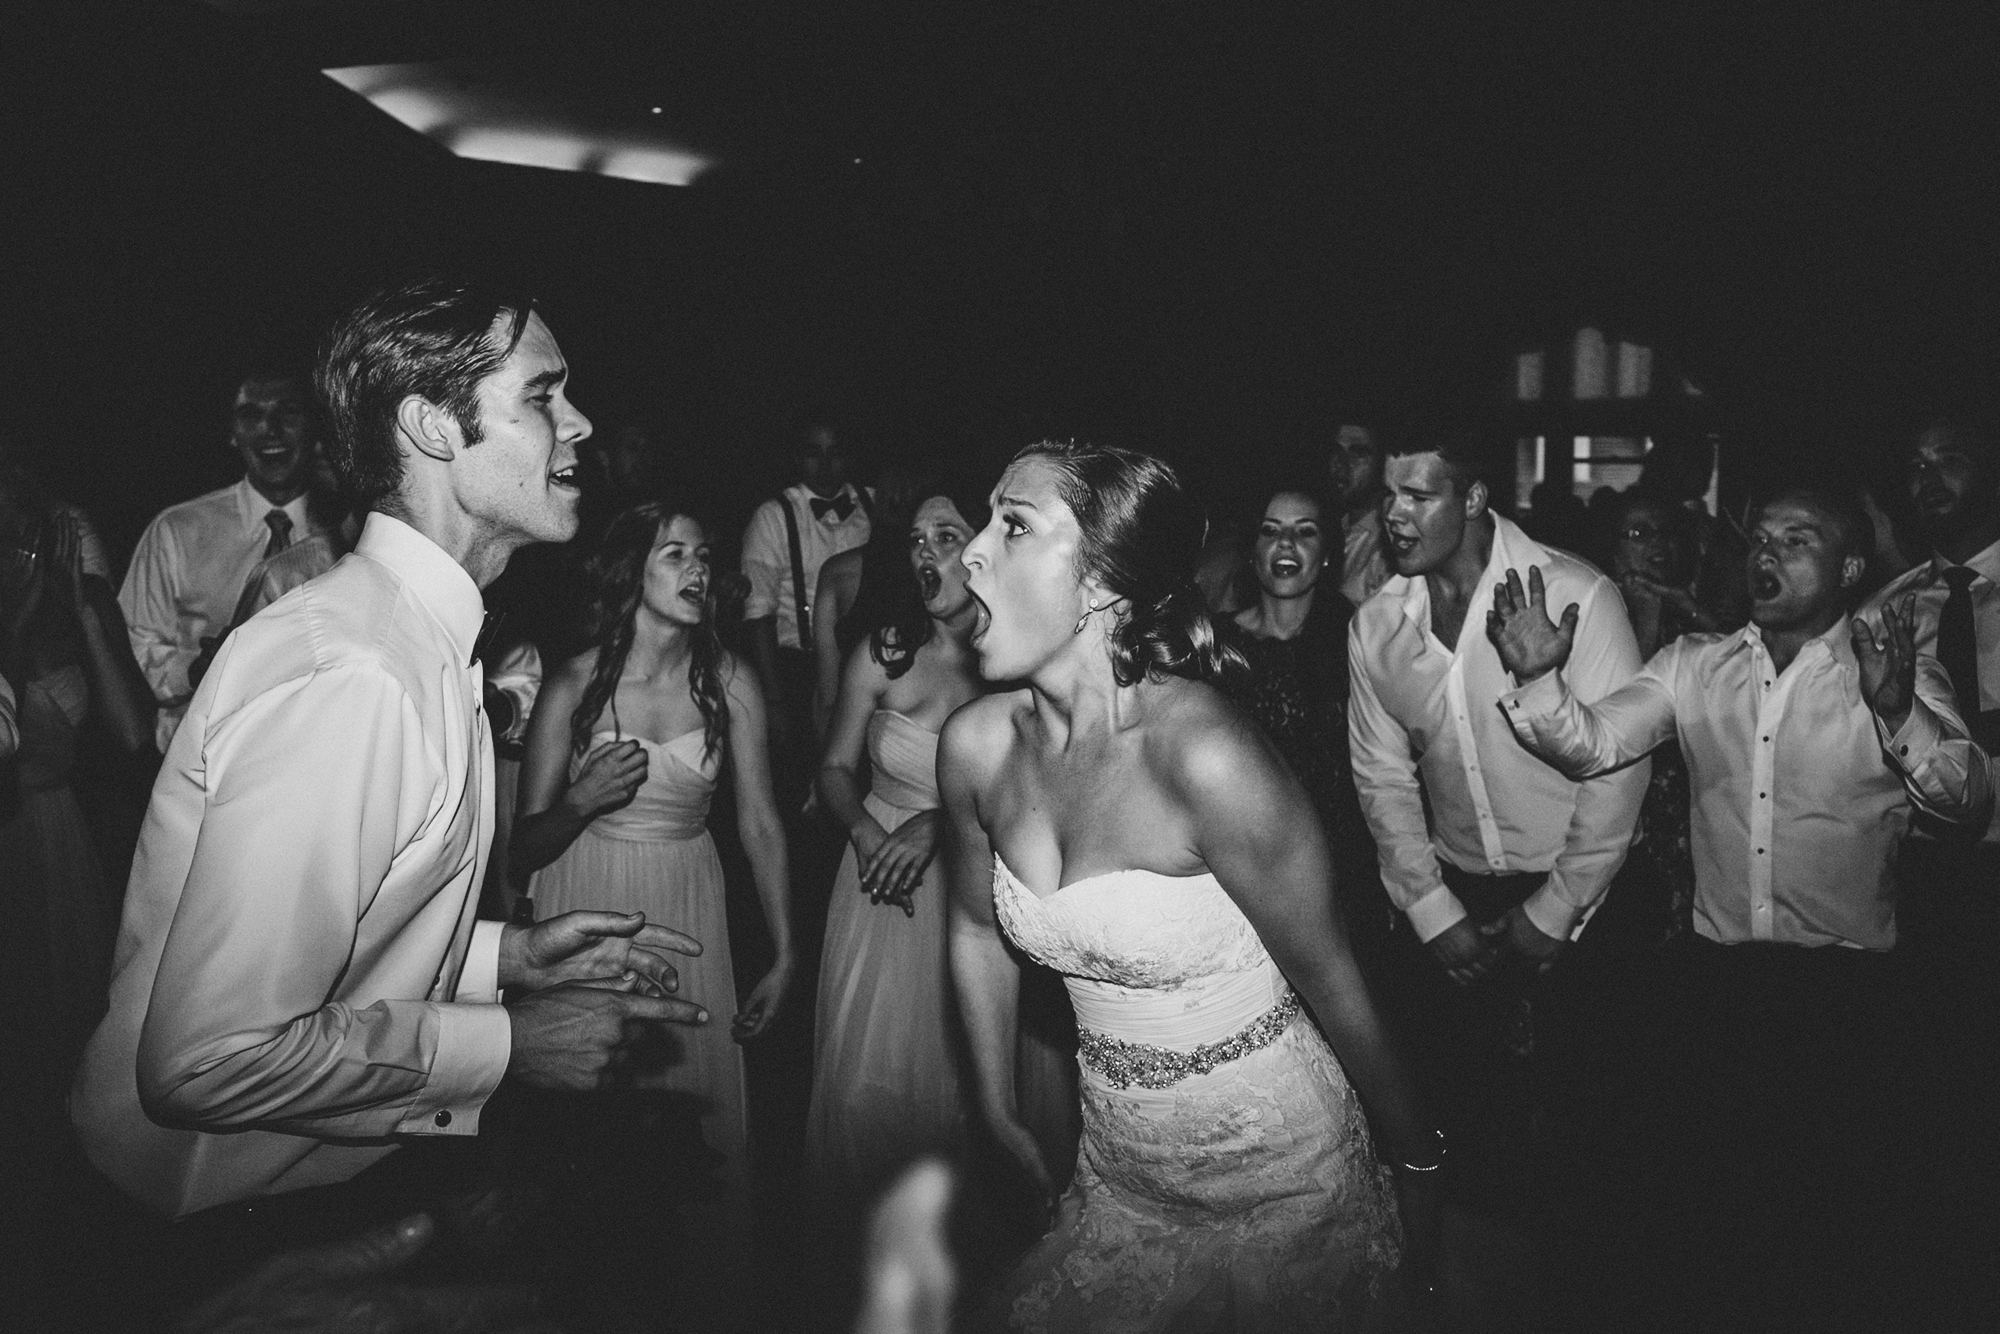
[7,0,1999,547]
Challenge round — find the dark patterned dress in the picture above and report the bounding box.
[1215,600,1391,953]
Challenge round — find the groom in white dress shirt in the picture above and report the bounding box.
[72,278,708,1306]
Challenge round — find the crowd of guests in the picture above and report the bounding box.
[4,280,1999,1333]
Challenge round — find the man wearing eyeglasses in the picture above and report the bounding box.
[119,369,334,750]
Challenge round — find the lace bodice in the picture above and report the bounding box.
[580,728,719,842]
[866,709,939,813]
[986,858,1399,1331]
[992,855,1272,989]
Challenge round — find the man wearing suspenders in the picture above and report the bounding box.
[740,420,873,802]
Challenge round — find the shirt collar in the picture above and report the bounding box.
[234,476,313,537]
[1738,613,1857,671]
[353,512,487,667]
[1929,535,2000,586]
[1395,513,1541,628]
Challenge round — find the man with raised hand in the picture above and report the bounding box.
[73,278,708,1303]
[1488,485,1990,1320]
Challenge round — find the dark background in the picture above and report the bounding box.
[5,0,1997,560]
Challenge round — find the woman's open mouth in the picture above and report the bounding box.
[969,590,991,643]
[918,565,943,601]
[1270,556,1302,579]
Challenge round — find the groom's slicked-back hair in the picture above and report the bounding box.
[316,277,537,508]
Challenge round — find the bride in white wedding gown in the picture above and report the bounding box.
[941,442,1440,1332]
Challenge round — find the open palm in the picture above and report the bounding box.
[1486,565,1578,681]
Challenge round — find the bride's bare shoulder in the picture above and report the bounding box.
[938,688,1032,778]
[1146,677,1278,788]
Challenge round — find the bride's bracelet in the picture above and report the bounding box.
[1394,1129,1448,1174]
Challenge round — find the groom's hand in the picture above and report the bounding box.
[499,910,701,998]
[1486,565,1578,683]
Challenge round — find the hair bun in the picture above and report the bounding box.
[1111,577,1236,686]
[1011,440,1241,686]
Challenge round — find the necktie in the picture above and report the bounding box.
[263,509,293,559]
[1938,565,1981,723]
[810,492,856,523]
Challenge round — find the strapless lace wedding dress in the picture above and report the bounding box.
[988,855,1400,1332]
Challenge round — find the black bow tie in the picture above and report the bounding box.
[811,493,856,523]
[471,610,508,667]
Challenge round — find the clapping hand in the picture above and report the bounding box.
[1480,902,1565,975]
[1851,596,1919,733]
[500,909,701,998]
[43,508,87,609]
[1426,918,1500,988]
[1486,565,1578,682]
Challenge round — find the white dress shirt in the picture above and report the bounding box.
[1501,618,1991,951]
[119,478,320,750]
[73,513,512,1219]
[1862,536,2000,840]
[1349,514,1649,943]
[740,483,872,650]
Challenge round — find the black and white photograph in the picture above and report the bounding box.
[4,2,1998,1331]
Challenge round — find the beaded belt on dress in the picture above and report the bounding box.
[1076,991,1303,1090]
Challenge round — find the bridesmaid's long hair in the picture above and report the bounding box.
[571,501,730,763]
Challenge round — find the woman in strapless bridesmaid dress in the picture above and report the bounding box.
[940,443,1442,1333]
[807,489,988,1203]
[513,504,796,1245]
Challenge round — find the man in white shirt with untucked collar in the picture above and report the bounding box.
[1349,431,1648,979]
[1348,426,1648,1203]
[1489,485,1990,1318]
[73,279,707,1308]
[119,370,332,752]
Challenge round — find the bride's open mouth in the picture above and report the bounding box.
[969,590,992,643]
[918,565,943,601]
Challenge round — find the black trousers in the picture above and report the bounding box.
[1377,867,1551,1212]
[56,1137,495,1329]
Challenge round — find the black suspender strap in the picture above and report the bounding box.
[781,493,812,648]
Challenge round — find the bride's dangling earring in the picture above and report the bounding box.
[1074,597,1100,635]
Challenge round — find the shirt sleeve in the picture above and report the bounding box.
[1877,651,1994,828]
[135,663,511,1139]
[740,500,787,623]
[1347,620,1464,941]
[1507,580,1657,939]
[119,517,195,708]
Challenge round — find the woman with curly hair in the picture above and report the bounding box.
[512,500,795,1239]
[942,441,1437,1331]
